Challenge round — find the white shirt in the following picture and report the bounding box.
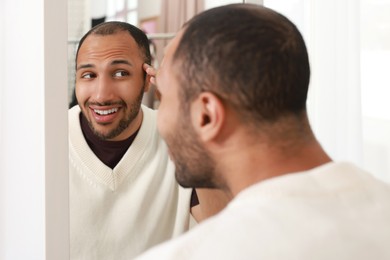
[69,105,192,260]
[136,162,390,260]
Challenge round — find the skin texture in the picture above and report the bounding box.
[76,31,150,141]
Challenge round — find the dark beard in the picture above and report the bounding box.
[166,116,218,189]
[84,85,144,140]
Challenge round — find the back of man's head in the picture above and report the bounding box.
[173,4,310,129]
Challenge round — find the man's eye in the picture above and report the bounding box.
[113,70,130,77]
[81,73,95,79]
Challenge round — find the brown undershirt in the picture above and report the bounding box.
[80,113,138,169]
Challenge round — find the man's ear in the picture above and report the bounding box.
[191,92,225,142]
[144,73,152,92]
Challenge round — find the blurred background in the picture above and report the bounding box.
[68,0,390,182]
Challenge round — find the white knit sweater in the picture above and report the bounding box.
[69,105,191,260]
[136,162,390,260]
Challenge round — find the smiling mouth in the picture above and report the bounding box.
[93,108,119,115]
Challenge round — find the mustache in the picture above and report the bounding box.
[86,101,125,107]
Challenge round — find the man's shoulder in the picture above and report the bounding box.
[139,105,158,131]
[141,104,157,118]
[68,105,82,133]
[68,105,81,118]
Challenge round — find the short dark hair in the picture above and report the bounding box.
[173,4,310,125]
[75,21,152,68]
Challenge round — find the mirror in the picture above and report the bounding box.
[67,0,259,258]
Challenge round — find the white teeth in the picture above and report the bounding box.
[94,108,118,115]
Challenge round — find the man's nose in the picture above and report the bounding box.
[93,75,115,103]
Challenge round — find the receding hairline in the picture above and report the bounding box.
[82,30,137,45]
[76,31,142,62]
[90,25,128,36]
[76,21,152,66]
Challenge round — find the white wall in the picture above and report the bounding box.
[265,0,363,166]
[0,1,5,259]
[138,0,162,20]
[264,0,390,182]
[360,0,390,181]
[205,0,263,10]
[0,0,69,259]
[137,0,263,20]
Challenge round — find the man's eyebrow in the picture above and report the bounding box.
[76,60,133,71]
[76,63,94,71]
[111,59,133,66]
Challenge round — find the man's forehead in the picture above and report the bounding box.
[77,32,143,63]
[82,32,135,48]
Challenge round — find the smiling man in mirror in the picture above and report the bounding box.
[68,21,229,260]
